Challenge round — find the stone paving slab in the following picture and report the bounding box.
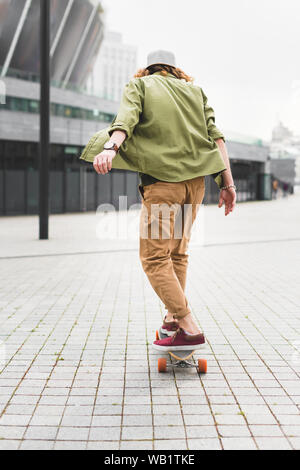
[0,194,300,450]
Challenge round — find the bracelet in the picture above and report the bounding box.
[220,184,237,191]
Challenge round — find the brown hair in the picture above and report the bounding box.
[134,64,194,83]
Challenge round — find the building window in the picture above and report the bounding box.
[28,100,39,113]
[3,96,114,123]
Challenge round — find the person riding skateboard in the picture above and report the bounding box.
[92,50,236,352]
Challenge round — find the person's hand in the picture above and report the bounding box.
[218,188,236,216]
[93,150,116,174]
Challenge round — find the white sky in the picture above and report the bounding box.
[101,0,300,141]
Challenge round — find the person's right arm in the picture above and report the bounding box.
[93,78,144,175]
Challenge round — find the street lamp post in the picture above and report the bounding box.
[39,0,50,239]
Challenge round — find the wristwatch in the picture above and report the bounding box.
[103,141,119,152]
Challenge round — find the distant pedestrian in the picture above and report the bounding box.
[272,179,278,199]
[283,182,289,198]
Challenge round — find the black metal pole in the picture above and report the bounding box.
[39,0,50,239]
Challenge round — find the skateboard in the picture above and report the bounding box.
[155,329,207,374]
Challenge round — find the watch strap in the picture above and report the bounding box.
[104,142,119,152]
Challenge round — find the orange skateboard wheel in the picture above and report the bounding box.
[158,357,167,373]
[197,359,207,374]
[155,330,160,341]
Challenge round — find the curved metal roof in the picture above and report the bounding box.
[0,0,104,88]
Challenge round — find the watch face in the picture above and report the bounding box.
[104,142,118,152]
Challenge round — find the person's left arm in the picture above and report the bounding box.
[215,138,236,216]
[200,88,236,215]
[93,79,144,175]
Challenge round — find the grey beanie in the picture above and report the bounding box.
[146,50,176,68]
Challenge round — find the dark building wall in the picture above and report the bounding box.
[0,138,273,215]
[0,140,142,215]
[203,160,262,204]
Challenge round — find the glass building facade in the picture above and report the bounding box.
[4,96,115,122]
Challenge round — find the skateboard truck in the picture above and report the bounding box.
[169,350,197,368]
[155,330,207,374]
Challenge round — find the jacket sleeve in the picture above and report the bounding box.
[201,88,225,142]
[107,78,144,139]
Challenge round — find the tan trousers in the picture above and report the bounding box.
[139,176,205,319]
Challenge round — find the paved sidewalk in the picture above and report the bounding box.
[0,193,300,450]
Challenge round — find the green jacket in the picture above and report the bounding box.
[80,71,226,187]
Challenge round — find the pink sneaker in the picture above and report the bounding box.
[160,316,179,336]
[153,328,205,352]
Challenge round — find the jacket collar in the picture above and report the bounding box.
[152,71,176,79]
